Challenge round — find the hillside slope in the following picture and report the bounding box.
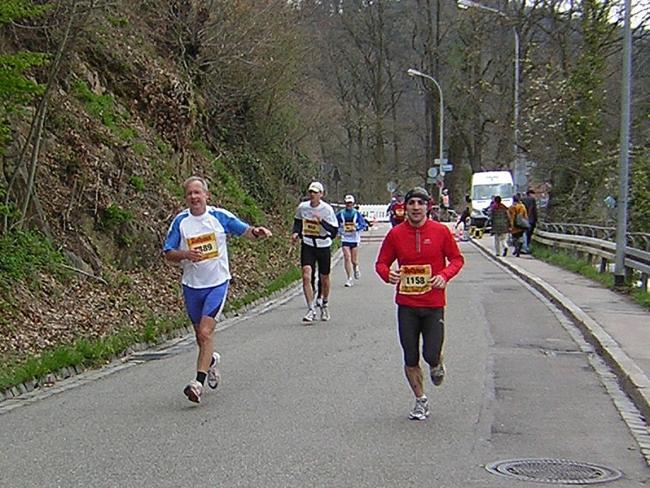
[0,1,314,384]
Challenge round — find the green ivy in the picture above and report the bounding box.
[71,80,135,141]
[128,175,145,192]
[0,230,66,289]
[0,0,50,25]
[100,204,133,230]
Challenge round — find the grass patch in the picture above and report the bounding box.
[128,175,145,192]
[71,80,135,141]
[532,245,650,310]
[0,230,67,289]
[0,266,303,392]
[100,203,133,230]
[0,313,186,392]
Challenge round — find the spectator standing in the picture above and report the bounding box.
[521,190,538,253]
[489,196,509,256]
[507,195,529,257]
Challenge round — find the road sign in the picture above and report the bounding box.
[426,176,436,185]
[427,167,438,178]
[434,158,448,166]
[441,163,453,172]
[387,181,396,193]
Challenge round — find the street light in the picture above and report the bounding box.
[407,68,445,196]
[457,0,524,193]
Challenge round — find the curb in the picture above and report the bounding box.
[471,238,650,423]
[1,248,345,405]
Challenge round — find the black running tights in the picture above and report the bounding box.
[397,306,444,368]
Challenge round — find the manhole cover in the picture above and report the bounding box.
[485,458,622,484]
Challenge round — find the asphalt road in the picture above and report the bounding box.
[1,225,648,487]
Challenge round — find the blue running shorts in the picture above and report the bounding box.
[182,281,229,326]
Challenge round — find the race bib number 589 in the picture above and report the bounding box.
[399,264,432,295]
[187,232,219,261]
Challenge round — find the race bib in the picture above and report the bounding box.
[399,264,432,295]
[303,218,320,237]
[395,208,405,217]
[344,222,356,233]
[187,232,219,261]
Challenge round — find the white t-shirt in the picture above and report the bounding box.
[163,206,249,288]
[294,200,338,248]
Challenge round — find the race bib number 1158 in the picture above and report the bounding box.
[399,264,432,295]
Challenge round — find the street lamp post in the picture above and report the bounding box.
[407,68,445,197]
[457,0,524,193]
[614,0,632,287]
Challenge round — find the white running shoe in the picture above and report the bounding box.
[344,277,353,287]
[408,397,430,421]
[320,305,330,321]
[354,266,361,279]
[207,352,221,389]
[303,308,316,323]
[183,379,204,403]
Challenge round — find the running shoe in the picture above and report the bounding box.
[408,397,430,421]
[344,277,353,287]
[183,379,204,403]
[320,305,331,321]
[303,308,316,323]
[431,363,446,386]
[354,266,361,279]
[207,352,221,389]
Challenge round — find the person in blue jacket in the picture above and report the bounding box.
[337,194,367,287]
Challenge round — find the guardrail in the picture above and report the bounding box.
[537,222,650,252]
[533,226,650,291]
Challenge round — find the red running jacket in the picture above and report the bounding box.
[375,219,464,308]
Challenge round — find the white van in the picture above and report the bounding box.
[470,171,514,227]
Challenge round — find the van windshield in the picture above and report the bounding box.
[472,183,514,201]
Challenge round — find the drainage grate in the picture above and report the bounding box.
[130,351,173,361]
[485,458,623,484]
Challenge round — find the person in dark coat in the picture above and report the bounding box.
[521,190,538,253]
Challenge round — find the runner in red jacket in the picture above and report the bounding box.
[375,186,464,420]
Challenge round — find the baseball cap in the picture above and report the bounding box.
[308,181,324,193]
[404,187,430,203]
[344,194,355,203]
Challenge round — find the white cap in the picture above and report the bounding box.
[308,181,324,193]
[344,194,355,203]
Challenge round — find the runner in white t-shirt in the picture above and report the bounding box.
[164,176,272,404]
[291,181,338,323]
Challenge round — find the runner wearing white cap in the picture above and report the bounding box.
[337,194,366,287]
[291,182,338,323]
